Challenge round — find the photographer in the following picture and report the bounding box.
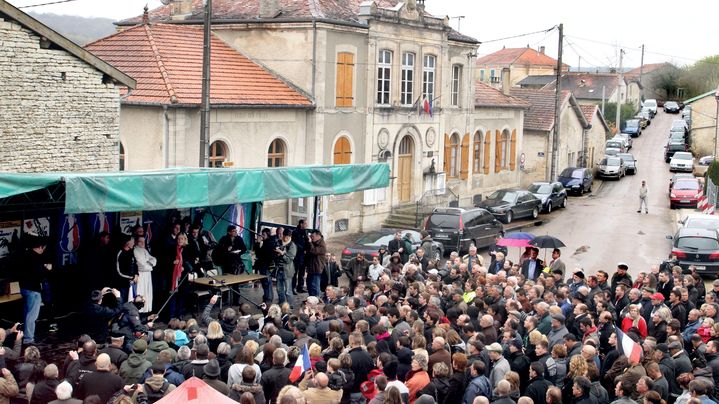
[274,232,296,308]
[84,288,122,343]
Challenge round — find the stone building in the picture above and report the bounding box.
[475,46,569,88]
[624,62,681,101]
[0,0,135,173]
[684,89,719,158]
[555,72,641,112]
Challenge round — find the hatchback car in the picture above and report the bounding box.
[669,228,719,275]
[643,99,658,116]
[635,112,651,128]
[340,229,444,267]
[669,151,694,173]
[613,133,633,150]
[669,178,702,209]
[605,140,626,154]
[528,182,568,213]
[664,101,681,113]
[597,156,626,179]
[671,119,689,135]
[558,167,593,195]
[616,153,637,174]
[669,173,695,195]
[476,189,542,224]
[641,106,655,119]
[680,214,719,231]
[424,207,503,254]
[623,119,642,137]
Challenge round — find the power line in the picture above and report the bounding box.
[18,0,80,8]
[564,38,603,69]
[480,26,557,44]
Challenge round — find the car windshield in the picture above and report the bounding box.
[666,102,678,107]
[644,100,657,107]
[528,184,552,194]
[601,157,621,165]
[488,190,517,203]
[674,180,699,190]
[677,237,719,250]
[673,152,692,160]
[625,120,639,128]
[427,214,459,229]
[606,142,621,148]
[669,143,685,150]
[672,121,686,129]
[686,218,719,230]
[618,154,634,162]
[355,232,396,246]
[560,169,584,179]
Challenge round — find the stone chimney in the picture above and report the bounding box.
[502,67,511,95]
[539,46,545,55]
[259,0,282,18]
[170,0,193,21]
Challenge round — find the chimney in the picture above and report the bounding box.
[539,46,545,55]
[501,67,511,96]
[259,0,282,18]
[170,0,193,21]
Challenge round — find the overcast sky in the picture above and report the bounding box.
[8,0,719,68]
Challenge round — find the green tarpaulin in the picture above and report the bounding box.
[0,164,390,214]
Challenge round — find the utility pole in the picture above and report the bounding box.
[615,49,624,134]
[639,44,645,98]
[550,23,563,181]
[577,56,581,72]
[199,0,212,167]
[451,16,465,32]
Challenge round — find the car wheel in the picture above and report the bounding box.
[504,211,513,224]
[532,207,539,219]
[579,186,584,196]
[561,197,567,209]
[546,203,552,213]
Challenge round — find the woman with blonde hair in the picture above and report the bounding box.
[621,304,648,338]
[504,371,521,401]
[206,320,225,354]
[308,343,323,369]
[561,355,588,403]
[276,385,306,404]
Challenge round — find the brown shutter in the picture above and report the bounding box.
[443,133,451,173]
[494,130,501,173]
[460,133,469,179]
[336,53,354,107]
[509,129,517,171]
[483,130,491,174]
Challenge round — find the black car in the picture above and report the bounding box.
[558,167,593,195]
[528,182,568,213]
[340,229,444,267]
[665,141,687,163]
[424,207,503,254]
[669,228,719,276]
[476,189,542,224]
[623,119,642,137]
[664,101,681,113]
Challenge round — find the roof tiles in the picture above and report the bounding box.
[85,23,312,106]
[509,88,570,132]
[474,82,530,109]
[476,47,567,68]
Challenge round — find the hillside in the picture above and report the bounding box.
[28,12,116,45]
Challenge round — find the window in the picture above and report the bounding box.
[444,133,460,177]
[119,143,125,171]
[423,55,436,100]
[472,131,482,173]
[267,139,286,167]
[377,50,392,105]
[480,69,485,82]
[401,52,415,106]
[336,52,354,107]
[490,69,499,83]
[209,141,228,168]
[333,136,352,165]
[451,65,462,107]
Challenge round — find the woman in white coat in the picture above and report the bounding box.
[132,237,156,312]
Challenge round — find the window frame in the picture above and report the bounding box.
[423,54,436,101]
[377,50,392,106]
[451,64,462,107]
[209,140,228,168]
[500,130,510,169]
[119,143,126,171]
[400,52,415,106]
[448,133,459,178]
[267,138,287,168]
[472,131,482,173]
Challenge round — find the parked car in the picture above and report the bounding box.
[682,105,692,118]
[340,228,445,267]
[664,101,681,113]
[671,119,689,135]
[669,131,686,144]
[669,177,702,209]
[665,141,688,162]
[643,99,658,116]
[670,151,694,173]
[617,153,637,174]
[605,139,626,154]
[528,182,568,213]
[424,207,503,254]
[635,112,651,128]
[613,133,633,150]
[641,106,655,119]
[669,173,695,195]
[597,156,626,179]
[668,228,719,275]
[623,119,642,137]
[695,155,714,177]
[558,167,594,195]
[679,214,719,231]
[475,189,542,224]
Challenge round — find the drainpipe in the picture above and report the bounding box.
[163,105,170,168]
[311,18,317,98]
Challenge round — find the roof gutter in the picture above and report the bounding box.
[121,100,316,110]
[116,16,369,29]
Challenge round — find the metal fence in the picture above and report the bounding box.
[708,177,718,209]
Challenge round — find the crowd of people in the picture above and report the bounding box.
[4,221,719,404]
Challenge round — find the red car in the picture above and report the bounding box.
[670,178,702,209]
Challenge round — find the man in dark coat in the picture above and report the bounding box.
[525,362,553,404]
[610,263,632,299]
[520,248,543,281]
[291,220,308,293]
[507,339,531,394]
[18,235,52,344]
[323,253,341,290]
[254,228,275,304]
[84,288,121,344]
[215,225,247,275]
[657,271,674,301]
[261,349,291,403]
[305,230,327,297]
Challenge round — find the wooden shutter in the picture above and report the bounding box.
[336,53,354,107]
[443,133,451,173]
[509,129,517,171]
[483,130,491,174]
[460,133,469,180]
[333,136,351,165]
[494,130,501,173]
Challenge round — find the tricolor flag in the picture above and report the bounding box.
[616,328,642,364]
[289,344,311,383]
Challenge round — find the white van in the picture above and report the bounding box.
[643,99,658,116]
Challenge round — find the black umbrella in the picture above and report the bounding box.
[530,235,566,249]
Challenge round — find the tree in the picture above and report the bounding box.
[680,55,719,99]
[648,66,681,100]
[602,103,637,134]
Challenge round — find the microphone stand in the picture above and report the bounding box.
[155,270,192,319]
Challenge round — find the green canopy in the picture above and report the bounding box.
[0,164,390,214]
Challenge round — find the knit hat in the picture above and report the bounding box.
[132,339,147,353]
[551,313,566,322]
[651,293,665,301]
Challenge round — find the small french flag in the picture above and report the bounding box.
[289,344,311,383]
[616,328,642,364]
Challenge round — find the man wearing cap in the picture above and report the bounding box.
[507,339,530,394]
[548,313,569,351]
[653,343,681,399]
[669,341,692,376]
[568,270,586,298]
[610,263,633,299]
[521,248,543,281]
[120,338,152,384]
[18,234,52,344]
[487,342,510,392]
[650,292,670,318]
[203,359,229,395]
[99,333,128,369]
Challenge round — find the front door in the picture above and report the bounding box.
[398,135,414,203]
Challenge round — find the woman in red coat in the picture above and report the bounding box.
[621,304,648,338]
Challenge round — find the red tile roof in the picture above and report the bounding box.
[85,23,312,106]
[476,47,568,69]
[624,63,675,80]
[509,88,570,132]
[579,104,598,123]
[474,82,530,109]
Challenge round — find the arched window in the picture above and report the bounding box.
[333,136,352,165]
[268,139,286,167]
[209,141,228,168]
[472,131,482,173]
[119,143,125,171]
[501,129,510,169]
[444,133,460,178]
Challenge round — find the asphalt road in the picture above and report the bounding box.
[503,110,681,278]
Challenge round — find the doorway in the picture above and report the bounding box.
[397,135,414,203]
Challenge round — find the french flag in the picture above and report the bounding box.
[289,344,311,383]
[616,328,642,363]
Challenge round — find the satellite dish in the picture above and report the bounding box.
[160,0,173,5]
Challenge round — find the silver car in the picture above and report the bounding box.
[598,156,626,179]
[617,153,637,175]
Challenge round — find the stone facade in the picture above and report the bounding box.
[685,92,718,158]
[0,17,122,173]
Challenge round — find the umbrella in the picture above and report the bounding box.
[497,232,535,248]
[530,235,566,249]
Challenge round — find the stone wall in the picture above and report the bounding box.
[0,17,121,173]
